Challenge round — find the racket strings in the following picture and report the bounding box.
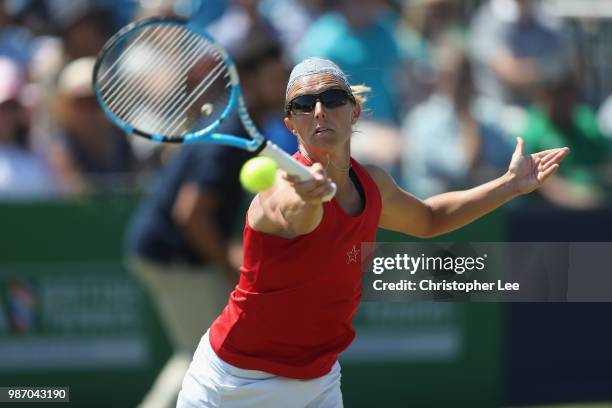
[96,23,232,138]
[99,24,183,124]
[98,25,173,108]
[116,29,206,129]
[105,25,188,115]
[102,25,204,127]
[157,56,228,137]
[97,24,162,85]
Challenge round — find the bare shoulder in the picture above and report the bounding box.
[363,164,387,181]
[363,164,432,237]
[363,163,426,210]
[363,164,396,199]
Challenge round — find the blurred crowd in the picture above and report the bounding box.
[1,0,611,209]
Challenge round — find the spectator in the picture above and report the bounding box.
[521,73,611,208]
[234,34,294,153]
[206,0,280,56]
[401,37,514,198]
[259,0,328,60]
[394,0,464,113]
[597,92,612,140]
[49,57,134,194]
[0,1,36,67]
[296,0,403,123]
[0,57,57,198]
[469,0,575,107]
[206,3,295,152]
[48,0,113,61]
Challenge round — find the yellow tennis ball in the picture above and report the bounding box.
[240,157,278,193]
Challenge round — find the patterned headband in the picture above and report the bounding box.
[286,57,352,99]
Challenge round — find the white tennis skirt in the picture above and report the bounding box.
[176,330,343,408]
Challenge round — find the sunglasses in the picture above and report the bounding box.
[286,89,355,115]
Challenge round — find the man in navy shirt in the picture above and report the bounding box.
[127,142,250,277]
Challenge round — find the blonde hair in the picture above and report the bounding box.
[350,84,371,109]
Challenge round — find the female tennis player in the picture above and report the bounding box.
[177,57,569,408]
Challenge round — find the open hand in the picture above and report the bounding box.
[508,137,570,195]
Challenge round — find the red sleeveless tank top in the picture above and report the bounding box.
[209,153,382,379]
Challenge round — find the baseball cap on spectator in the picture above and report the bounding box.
[56,57,95,97]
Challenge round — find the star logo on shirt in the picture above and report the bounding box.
[347,244,360,264]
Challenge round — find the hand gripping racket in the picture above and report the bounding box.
[93,17,336,200]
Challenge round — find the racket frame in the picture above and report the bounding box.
[93,17,336,199]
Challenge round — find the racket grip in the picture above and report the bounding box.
[259,142,336,202]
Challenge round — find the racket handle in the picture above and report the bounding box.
[260,142,337,202]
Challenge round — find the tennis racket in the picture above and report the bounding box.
[93,17,336,200]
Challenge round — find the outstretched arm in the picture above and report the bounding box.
[368,137,569,238]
